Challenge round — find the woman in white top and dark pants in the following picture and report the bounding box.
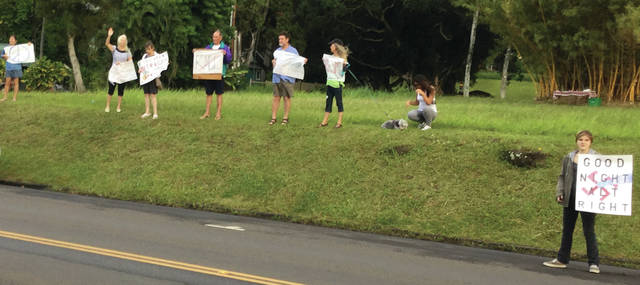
[406,74,437,130]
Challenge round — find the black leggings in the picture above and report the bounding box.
[108,82,126,97]
[325,86,343,113]
[557,188,599,265]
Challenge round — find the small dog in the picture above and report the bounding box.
[381,119,408,130]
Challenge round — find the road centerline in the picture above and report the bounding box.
[0,229,301,285]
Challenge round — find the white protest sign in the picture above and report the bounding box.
[137,52,169,85]
[576,154,633,216]
[273,50,306,80]
[4,44,35,64]
[108,60,138,84]
[322,54,345,82]
[193,49,223,79]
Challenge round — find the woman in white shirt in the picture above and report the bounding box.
[405,74,437,130]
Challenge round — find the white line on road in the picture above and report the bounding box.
[205,224,246,231]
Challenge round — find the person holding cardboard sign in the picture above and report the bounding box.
[1,35,32,102]
[193,30,232,120]
[104,27,133,113]
[544,130,601,274]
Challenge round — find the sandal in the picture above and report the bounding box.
[269,118,277,125]
[318,123,328,128]
[334,123,343,128]
[281,118,289,125]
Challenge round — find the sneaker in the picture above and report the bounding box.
[418,122,426,129]
[543,259,567,269]
[105,107,110,113]
[152,114,158,120]
[421,125,432,131]
[140,113,151,119]
[589,264,600,274]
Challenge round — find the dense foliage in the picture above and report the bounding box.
[482,0,640,102]
[22,57,71,90]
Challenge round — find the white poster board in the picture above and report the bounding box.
[4,44,35,64]
[322,54,345,82]
[576,154,633,216]
[137,52,169,85]
[193,49,223,79]
[273,50,306,80]
[108,60,138,84]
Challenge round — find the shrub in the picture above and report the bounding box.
[22,57,71,91]
[500,149,548,168]
[224,65,249,90]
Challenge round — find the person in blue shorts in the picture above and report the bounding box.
[1,35,31,102]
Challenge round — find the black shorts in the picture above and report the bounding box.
[204,80,224,96]
[142,80,158,95]
[108,81,126,96]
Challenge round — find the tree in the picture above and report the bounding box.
[108,0,233,88]
[35,0,118,92]
[500,46,511,99]
[0,0,37,43]
[483,0,640,102]
[291,0,495,92]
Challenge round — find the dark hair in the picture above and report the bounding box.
[576,130,593,143]
[144,41,154,50]
[413,74,431,93]
[9,34,15,40]
[278,31,290,39]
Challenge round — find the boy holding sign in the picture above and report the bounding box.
[138,41,161,120]
[1,35,32,102]
[544,130,601,274]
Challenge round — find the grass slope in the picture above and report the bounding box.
[0,79,638,266]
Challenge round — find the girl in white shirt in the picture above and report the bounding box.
[405,74,437,130]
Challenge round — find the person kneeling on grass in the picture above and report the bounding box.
[139,41,159,120]
[405,74,437,131]
[543,130,601,274]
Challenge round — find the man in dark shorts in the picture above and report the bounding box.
[199,29,232,120]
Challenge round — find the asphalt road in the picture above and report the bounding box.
[0,184,637,285]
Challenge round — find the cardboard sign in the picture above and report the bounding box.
[273,50,305,80]
[108,60,138,84]
[137,52,169,85]
[193,49,223,80]
[4,44,35,64]
[322,54,345,82]
[576,154,633,216]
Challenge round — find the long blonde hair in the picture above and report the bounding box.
[334,44,350,63]
[117,34,129,52]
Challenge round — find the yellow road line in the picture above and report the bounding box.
[0,230,303,285]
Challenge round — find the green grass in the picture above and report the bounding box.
[1,79,639,267]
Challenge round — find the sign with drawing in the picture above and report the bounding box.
[193,49,223,80]
[137,52,169,85]
[576,154,633,216]
[322,54,345,82]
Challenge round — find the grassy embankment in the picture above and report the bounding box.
[0,77,638,266]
